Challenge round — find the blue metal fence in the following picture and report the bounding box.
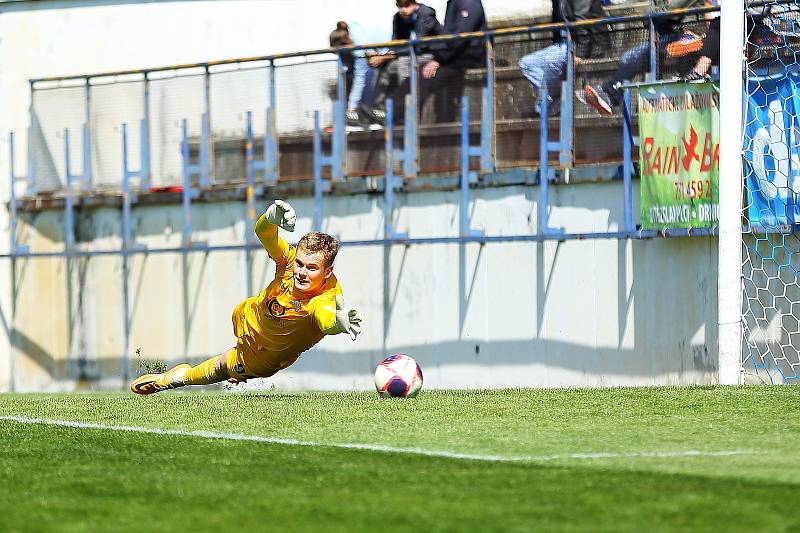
[7,4,723,260]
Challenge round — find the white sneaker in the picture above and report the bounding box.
[345,110,365,132]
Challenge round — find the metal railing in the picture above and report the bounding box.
[7,3,725,258]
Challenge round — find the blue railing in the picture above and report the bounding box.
[5,3,724,259]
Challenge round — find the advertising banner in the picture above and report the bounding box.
[638,82,720,229]
[744,73,800,227]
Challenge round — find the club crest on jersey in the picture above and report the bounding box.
[292,300,302,312]
[267,298,286,317]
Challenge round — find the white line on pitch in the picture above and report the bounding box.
[0,415,751,463]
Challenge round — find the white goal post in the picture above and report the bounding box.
[718,0,745,385]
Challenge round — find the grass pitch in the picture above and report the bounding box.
[1,386,799,532]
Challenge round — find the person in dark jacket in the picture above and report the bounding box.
[391,0,441,41]
[518,0,609,116]
[582,0,707,116]
[364,0,442,125]
[421,0,488,123]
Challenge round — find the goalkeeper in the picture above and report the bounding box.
[130,199,362,395]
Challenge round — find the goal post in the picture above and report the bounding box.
[739,0,800,383]
[717,0,745,385]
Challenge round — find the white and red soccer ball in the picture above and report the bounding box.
[374,354,423,398]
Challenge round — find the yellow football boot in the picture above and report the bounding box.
[130,364,191,395]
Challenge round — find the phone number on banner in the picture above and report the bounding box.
[673,180,714,201]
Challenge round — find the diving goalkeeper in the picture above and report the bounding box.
[130,199,362,395]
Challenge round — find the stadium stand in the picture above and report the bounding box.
[18,2,717,208]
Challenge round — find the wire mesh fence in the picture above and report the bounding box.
[89,78,145,189]
[30,83,87,192]
[572,22,649,166]
[742,1,800,383]
[148,70,206,187]
[494,29,560,169]
[209,63,271,184]
[344,48,409,178]
[418,43,485,175]
[274,55,338,180]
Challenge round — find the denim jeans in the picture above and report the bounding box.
[602,34,679,106]
[373,56,412,110]
[518,42,568,102]
[348,56,370,111]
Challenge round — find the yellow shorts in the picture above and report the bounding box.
[218,345,273,381]
[229,300,298,379]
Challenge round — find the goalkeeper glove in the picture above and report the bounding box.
[265,199,297,232]
[334,295,362,341]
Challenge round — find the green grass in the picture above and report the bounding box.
[1,386,799,532]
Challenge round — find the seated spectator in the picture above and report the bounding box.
[420,0,488,123]
[330,21,392,131]
[683,9,719,81]
[518,0,610,118]
[329,22,356,104]
[683,1,788,81]
[362,0,442,126]
[582,0,707,115]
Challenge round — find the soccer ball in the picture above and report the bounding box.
[374,354,423,398]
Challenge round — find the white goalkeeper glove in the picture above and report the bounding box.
[335,295,362,341]
[265,199,297,232]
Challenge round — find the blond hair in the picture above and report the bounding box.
[297,232,340,267]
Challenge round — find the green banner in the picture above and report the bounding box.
[638,82,720,229]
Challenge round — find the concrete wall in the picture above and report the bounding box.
[0,1,552,393]
[0,0,720,392]
[5,180,720,392]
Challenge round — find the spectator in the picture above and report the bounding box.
[329,22,356,108]
[518,0,610,117]
[330,21,392,131]
[683,1,721,81]
[362,0,442,126]
[582,0,707,116]
[329,21,352,48]
[421,0,488,123]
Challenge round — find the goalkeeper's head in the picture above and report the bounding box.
[293,232,339,294]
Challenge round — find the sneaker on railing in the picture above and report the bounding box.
[346,109,366,132]
[665,33,703,58]
[583,85,614,117]
[682,70,710,83]
[359,106,386,129]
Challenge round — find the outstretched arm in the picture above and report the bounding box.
[314,295,362,341]
[254,200,297,264]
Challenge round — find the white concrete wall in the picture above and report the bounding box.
[0,0,717,393]
[7,180,720,392]
[0,0,549,392]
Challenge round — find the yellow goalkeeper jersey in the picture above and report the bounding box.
[231,216,342,377]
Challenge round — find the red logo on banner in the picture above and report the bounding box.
[642,126,719,177]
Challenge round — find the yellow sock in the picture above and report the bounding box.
[182,351,231,385]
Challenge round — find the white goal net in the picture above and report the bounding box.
[741,0,800,383]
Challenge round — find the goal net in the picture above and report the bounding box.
[742,0,800,383]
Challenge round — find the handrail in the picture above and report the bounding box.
[29,4,721,85]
